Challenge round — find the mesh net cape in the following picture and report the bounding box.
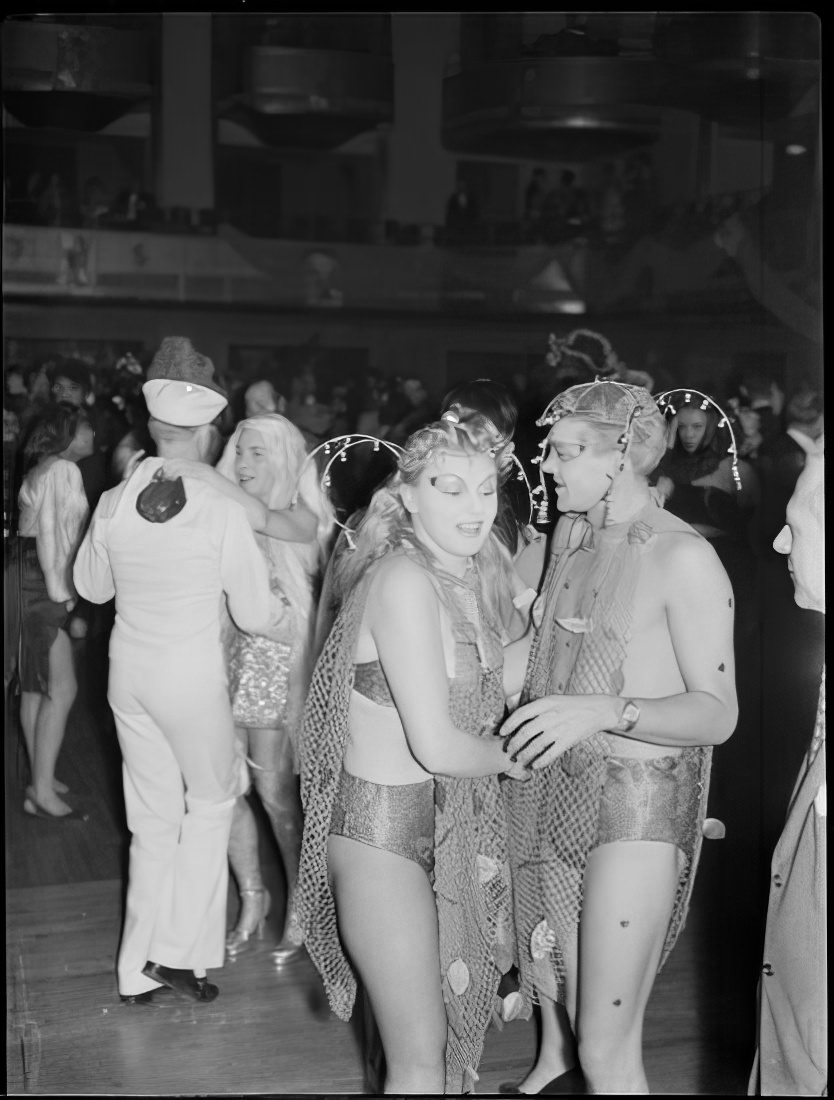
[503,500,712,1007]
[293,548,516,1092]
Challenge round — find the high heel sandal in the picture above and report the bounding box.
[23,786,87,822]
[270,908,304,967]
[226,888,271,958]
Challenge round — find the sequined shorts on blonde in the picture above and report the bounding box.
[329,769,434,874]
[595,751,702,853]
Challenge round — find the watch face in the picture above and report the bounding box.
[621,702,639,729]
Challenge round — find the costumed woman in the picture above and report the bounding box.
[440,378,547,603]
[17,401,94,818]
[499,378,738,1095]
[162,413,335,960]
[294,416,530,1095]
[652,390,760,641]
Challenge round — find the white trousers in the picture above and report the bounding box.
[109,650,244,996]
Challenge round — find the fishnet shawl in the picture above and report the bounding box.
[503,503,712,1007]
[294,555,514,1093]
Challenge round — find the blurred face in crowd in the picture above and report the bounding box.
[52,374,87,408]
[234,428,275,504]
[6,370,25,396]
[675,407,708,453]
[62,416,96,462]
[244,381,280,419]
[773,454,825,613]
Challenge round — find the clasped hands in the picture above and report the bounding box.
[501,693,621,771]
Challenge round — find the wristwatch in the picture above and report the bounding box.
[615,700,640,733]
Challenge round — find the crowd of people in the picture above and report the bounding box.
[3,327,824,1095]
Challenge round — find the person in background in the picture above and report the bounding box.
[524,167,548,243]
[732,369,786,453]
[749,445,825,1097]
[295,417,530,1093]
[445,179,481,243]
[73,336,279,1006]
[17,402,93,818]
[382,378,432,447]
[755,387,825,859]
[653,392,760,642]
[756,387,823,551]
[244,379,288,420]
[47,359,114,512]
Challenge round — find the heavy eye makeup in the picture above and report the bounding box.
[429,474,496,496]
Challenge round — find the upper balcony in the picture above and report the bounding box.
[442,13,820,161]
[214,14,394,149]
[2,16,154,132]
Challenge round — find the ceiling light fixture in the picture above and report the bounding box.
[785,144,807,156]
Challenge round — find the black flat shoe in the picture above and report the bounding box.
[141,962,219,1003]
[499,1069,586,1096]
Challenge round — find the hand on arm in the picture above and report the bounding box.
[161,457,317,543]
[501,535,738,767]
[370,557,523,780]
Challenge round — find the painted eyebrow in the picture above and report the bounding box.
[430,473,496,488]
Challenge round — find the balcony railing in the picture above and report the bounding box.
[3,221,774,319]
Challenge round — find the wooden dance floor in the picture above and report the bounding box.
[6,633,760,1095]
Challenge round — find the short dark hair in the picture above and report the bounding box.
[22,401,90,472]
[440,378,518,442]
[787,388,823,426]
[48,358,92,394]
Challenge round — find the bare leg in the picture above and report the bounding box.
[575,841,681,1094]
[20,691,69,794]
[329,835,447,1095]
[513,997,578,1093]
[248,723,303,948]
[226,726,271,953]
[28,629,77,815]
[20,690,41,775]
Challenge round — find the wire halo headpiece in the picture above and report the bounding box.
[531,377,650,525]
[653,388,742,491]
[303,434,404,549]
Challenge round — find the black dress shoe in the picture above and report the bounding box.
[141,962,219,1003]
[120,987,173,1007]
[498,1069,586,1096]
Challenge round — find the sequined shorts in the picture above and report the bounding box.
[329,769,435,874]
[594,752,701,855]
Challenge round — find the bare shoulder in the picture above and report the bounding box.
[653,527,732,599]
[370,552,438,608]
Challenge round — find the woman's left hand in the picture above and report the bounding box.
[500,693,620,769]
